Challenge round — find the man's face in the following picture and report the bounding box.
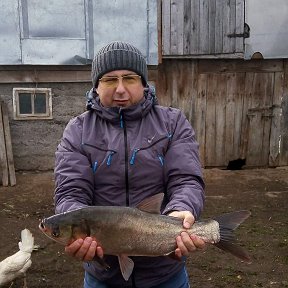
[96,70,145,107]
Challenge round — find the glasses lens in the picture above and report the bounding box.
[99,75,141,88]
[122,75,141,85]
[100,77,119,88]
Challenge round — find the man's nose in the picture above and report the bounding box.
[115,78,126,93]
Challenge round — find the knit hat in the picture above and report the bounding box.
[91,41,148,88]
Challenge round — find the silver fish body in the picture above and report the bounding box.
[40,205,220,256]
[39,194,251,280]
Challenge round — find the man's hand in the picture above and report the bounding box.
[65,237,104,262]
[168,211,205,259]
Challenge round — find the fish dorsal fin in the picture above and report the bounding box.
[136,193,164,214]
[118,255,134,281]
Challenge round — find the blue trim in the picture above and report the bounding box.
[120,113,123,128]
[158,155,164,166]
[92,161,98,173]
[130,148,140,165]
[106,152,115,166]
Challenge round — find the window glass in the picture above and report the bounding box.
[34,93,47,114]
[19,93,32,114]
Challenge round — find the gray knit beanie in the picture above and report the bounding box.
[91,41,148,88]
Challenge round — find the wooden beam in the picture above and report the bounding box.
[0,102,9,186]
[198,59,284,74]
[1,102,16,186]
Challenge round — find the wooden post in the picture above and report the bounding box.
[1,102,16,186]
[0,101,9,186]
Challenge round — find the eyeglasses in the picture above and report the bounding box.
[99,74,141,88]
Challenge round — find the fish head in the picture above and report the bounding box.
[39,218,91,246]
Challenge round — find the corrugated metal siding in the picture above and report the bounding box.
[245,0,288,59]
[0,1,21,64]
[0,0,158,65]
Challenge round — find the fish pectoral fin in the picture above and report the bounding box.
[118,255,134,281]
[92,255,110,271]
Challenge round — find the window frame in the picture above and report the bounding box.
[13,87,52,120]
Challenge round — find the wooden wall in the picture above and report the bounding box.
[161,0,244,57]
[157,59,288,168]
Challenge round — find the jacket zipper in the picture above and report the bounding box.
[81,143,117,170]
[129,135,169,165]
[121,113,130,207]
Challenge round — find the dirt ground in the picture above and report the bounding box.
[0,167,287,288]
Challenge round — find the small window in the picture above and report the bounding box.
[13,88,52,120]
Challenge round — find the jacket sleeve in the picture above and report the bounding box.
[54,116,94,214]
[162,110,205,219]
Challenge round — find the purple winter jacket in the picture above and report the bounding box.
[54,90,205,287]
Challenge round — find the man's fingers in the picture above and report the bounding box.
[191,235,205,249]
[65,238,83,256]
[82,240,97,262]
[74,237,96,261]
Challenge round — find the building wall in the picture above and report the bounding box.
[0,60,287,170]
[0,82,91,170]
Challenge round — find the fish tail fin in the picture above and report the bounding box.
[213,210,252,263]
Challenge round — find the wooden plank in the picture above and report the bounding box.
[246,73,272,166]
[0,102,9,186]
[208,0,216,54]
[157,0,163,63]
[235,0,244,53]
[162,0,171,55]
[214,74,227,166]
[170,0,184,55]
[1,102,16,186]
[269,72,283,166]
[157,60,171,107]
[177,60,195,121]
[198,59,284,74]
[195,73,208,166]
[189,60,198,124]
[171,62,178,107]
[240,72,254,159]
[225,73,236,163]
[199,0,209,54]
[233,73,245,158]
[261,73,274,166]
[279,60,288,165]
[0,70,91,83]
[205,74,217,166]
[215,0,224,54]
[190,0,200,54]
[183,0,191,55]
[223,0,236,54]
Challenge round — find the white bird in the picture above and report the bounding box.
[0,229,34,287]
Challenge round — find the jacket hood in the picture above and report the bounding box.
[86,85,158,123]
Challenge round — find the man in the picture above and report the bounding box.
[54,41,205,287]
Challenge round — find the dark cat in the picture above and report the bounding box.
[226,158,246,170]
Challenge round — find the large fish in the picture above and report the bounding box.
[39,193,251,281]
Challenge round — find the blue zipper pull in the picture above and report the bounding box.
[120,113,123,128]
[92,161,98,173]
[158,155,164,166]
[130,149,140,165]
[106,152,115,166]
[167,132,172,141]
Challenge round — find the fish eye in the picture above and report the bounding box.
[52,227,60,237]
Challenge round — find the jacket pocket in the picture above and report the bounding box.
[81,142,117,173]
